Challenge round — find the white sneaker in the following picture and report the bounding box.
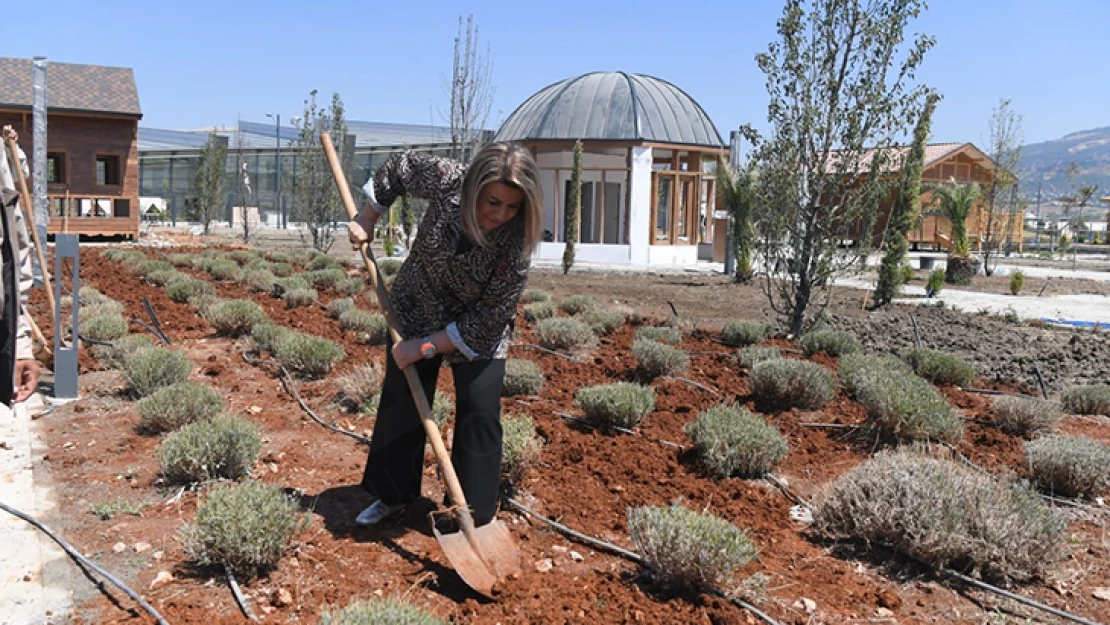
[355,500,405,527]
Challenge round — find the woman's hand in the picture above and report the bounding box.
[391,338,425,370]
[349,205,378,249]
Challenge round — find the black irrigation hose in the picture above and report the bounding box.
[0,500,171,625]
[77,334,116,347]
[511,342,587,364]
[142,297,172,344]
[240,344,372,446]
[129,318,170,344]
[505,498,783,625]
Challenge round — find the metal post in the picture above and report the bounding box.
[723,130,741,277]
[53,234,79,399]
[32,57,49,285]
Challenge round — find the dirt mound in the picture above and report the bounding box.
[826,305,1110,392]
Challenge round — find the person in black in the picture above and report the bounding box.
[347,142,543,527]
[0,126,39,409]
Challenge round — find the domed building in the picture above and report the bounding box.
[494,71,728,266]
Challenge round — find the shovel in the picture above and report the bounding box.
[320,133,521,596]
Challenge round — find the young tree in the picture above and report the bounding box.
[874,92,939,306]
[192,132,227,234]
[980,98,1024,275]
[562,140,582,274]
[232,122,255,243]
[746,0,935,335]
[930,179,980,284]
[715,156,758,282]
[288,90,352,251]
[443,14,494,163]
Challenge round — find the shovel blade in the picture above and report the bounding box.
[433,519,521,596]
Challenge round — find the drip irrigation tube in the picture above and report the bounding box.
[0,500,171,625]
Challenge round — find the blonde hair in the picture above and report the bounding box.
[460,142,543,258]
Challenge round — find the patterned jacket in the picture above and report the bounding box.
[362,151,529,363]
[0,143,35,405]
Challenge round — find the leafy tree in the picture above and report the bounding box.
[192,132,227,234]
[716,156,758,282]
[929,179,980,283]
[745,0,935,335]
[288,90,352,251]
[875,92,939,306]
[562,140,582,274]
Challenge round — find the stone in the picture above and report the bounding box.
[535,558,553,573]
[112,542,127,553]
[272,588,293,607]
[150,571,174,590]
[133,542,152,553]
[876,607,894,618]
[569,551,584,562]
[1093,587,1110,601]
[793,598,817,614]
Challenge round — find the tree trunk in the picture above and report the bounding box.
[945,255,977,285]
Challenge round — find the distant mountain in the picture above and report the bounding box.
[1018,126,1110,201]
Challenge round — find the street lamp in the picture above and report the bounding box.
[265,113,285,228]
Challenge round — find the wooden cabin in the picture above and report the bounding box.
[845,142,1023,253]
[0,57,143,239]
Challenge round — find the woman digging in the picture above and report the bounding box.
[347,143,543,529]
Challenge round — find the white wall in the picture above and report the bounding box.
[647,244,699,265]
[628,146,653,264]
[534,242,631,264]
[536,149,627,169]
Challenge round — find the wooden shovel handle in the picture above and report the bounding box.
[319,133,481,539]
[4,137,56,323]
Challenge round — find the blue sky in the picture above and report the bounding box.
[9,0,1108,146]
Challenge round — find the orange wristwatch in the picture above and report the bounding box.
[419,336,437,359]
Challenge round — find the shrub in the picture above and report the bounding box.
[78,286,109,306]
[634,326,682,345]
[631,339,689,378]
[685,403,788,478]
[283,287,318,309]
[306,268,346,290]
[501,413,543,488]
[853,369,962,442]
[1061,384,1110,416]
[319,598,445,625]
[1024,435,1110,499]
[798,330,859,357]
[206,260,243,282]
[82,314,129,342]
[926,269,945,296]
[124,347,192,397]
[92,334,153,369]
[737,346,782,369]
[899,347,976,387]
[720,321,771,347]
[328,297,356,319]
[165,253,196,267]
[558,294,599,316]
[79,300,125,322]
[838,352,914,397]
[502,359,544,396]
[900,264,916,284]
[251,323,294,353]
[335,276,367,296]
[167,278,214,304]
[583,308,626,336]
[274,332,345,377]
[628,502,758,592]
[377,258,403,276]
[339,310,389,344]
[523,301,555,323]
[270,261,294,277]
[750,359,834,410]
[204,299,269,337]
[534,317,597,354]
[242,268,277,293]
[135,259,174,278]
[813,448,1065,581]
[1010,270,1025,295]
[138,381,224,433]
[430,393,454,427]
[337,363,384,412]
[145,269,183,287]
[994,396,1062,436]
[306,254,339,271]
[273,275,310,297]
[520,289,551,304]
[158,414,261,484]
[575,382,655,429]
[228,250,262,266]
[182,480,305,579]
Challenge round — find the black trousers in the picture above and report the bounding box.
[361,347,505,525]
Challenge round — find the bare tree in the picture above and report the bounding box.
[443,14,494,163]
[191,132,227,234]
[980,98,1024,275]
[746,0,935,335]
[232,121,255,243]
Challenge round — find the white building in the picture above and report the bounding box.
[494,72,729,266]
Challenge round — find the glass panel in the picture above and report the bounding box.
[677,180,689,238]
[655,175,672,241]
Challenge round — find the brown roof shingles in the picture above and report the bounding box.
[0,57,141,117]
